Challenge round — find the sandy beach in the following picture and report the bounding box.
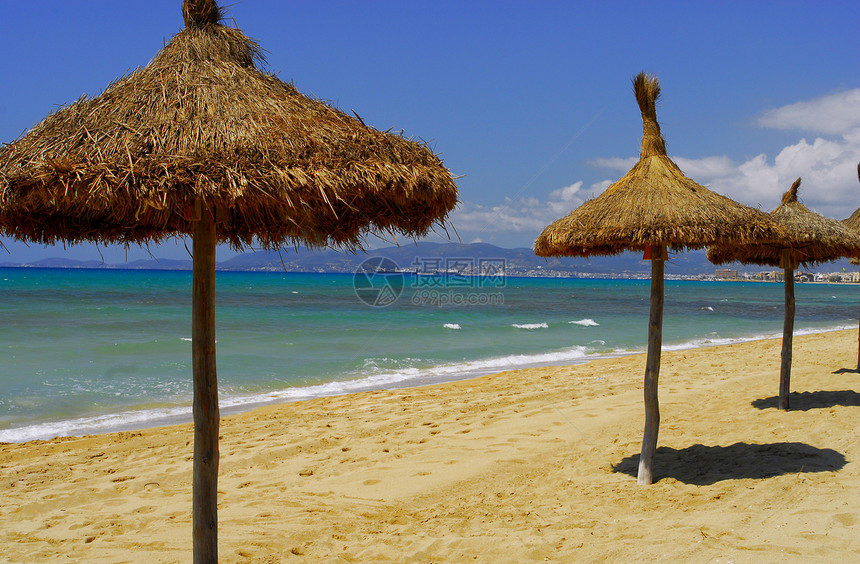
[1,329,858,562]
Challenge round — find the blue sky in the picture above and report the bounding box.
[2,0,859,263]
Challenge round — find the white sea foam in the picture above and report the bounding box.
[661,323,854,352]
[0,344,594,443]
[0,405,193,444]
[443,323,461,330]
[1,323,852,444]
[512,323,548,330]
[569,319,599,326]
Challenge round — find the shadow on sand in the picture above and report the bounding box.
[611,442,846,485]
[833,367,859,374]
[752,390,860,411]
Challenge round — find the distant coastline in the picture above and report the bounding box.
[2,241,859,282]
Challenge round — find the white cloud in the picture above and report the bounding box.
[678,136,860,215]
[439,88,860,248]
[592,91,860,216]
[757,89,860,135]
[589,179,613,194]
[442,177,619,248]
[672,156,736,179]
[449,197,559,235]
[591,157,637,171]
[548,181,582,202]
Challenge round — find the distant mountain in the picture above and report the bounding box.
[4,257,108,269]
[3,242,857,277]
[217,242,631,274]
[0,257,194,270]
[123,258,193,270]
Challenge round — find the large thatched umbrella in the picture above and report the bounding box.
[534,73,783,485]
[842,163,860,370]
[0,1,457,560]
[709,178,860,409]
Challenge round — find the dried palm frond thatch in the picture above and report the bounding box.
[534,74,780,258]
[841,163,860,370]
[709,178,860,410]
[843,163,860,233]
[0,2,457,251]
[0,1,458,561]
[534,73,783,486]
[709,178,860,268]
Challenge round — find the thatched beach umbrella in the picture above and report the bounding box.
[841,163,860,370]
[843,164,860,234]
[709,178,860,409]
[534,73,783,485]
[0,0,457,560]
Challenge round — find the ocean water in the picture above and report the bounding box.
[1,267,857,442]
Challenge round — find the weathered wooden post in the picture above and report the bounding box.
[779,250,796,411]
[192,205,219,563]
[638,244,666,485]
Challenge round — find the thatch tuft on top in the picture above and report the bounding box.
[633,73,666,158]
[709,177,860,268]
[534,73,782,258]
[781,177,801,205]
[183,0,223,28]
[0,1,458,251]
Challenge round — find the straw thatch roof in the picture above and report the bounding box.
[842,164,860,266]
[534,73,782,258]
[843,163,860,232]
[0,2,458,250]
[845,207,860,232]
[708,178,860,268]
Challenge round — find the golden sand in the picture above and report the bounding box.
[1,330,858,562]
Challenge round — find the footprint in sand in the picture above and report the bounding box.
[363,479,380,486]
[833,513,856,526]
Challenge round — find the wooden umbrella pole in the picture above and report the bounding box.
[192,204,219,563]
[638,245,665,485]
[779,261,795,411]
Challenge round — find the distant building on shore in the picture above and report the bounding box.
[748,271,784,282]
[715,268,738,280]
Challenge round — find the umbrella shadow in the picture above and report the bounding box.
[751,390,860,411]
[611,442,846,485]
[833,367,859,374]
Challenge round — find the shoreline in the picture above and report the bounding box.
[4,263,860,284]
[1,329,857,561]
[1,323,853,443]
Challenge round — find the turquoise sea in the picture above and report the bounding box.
[0,267,857,442]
